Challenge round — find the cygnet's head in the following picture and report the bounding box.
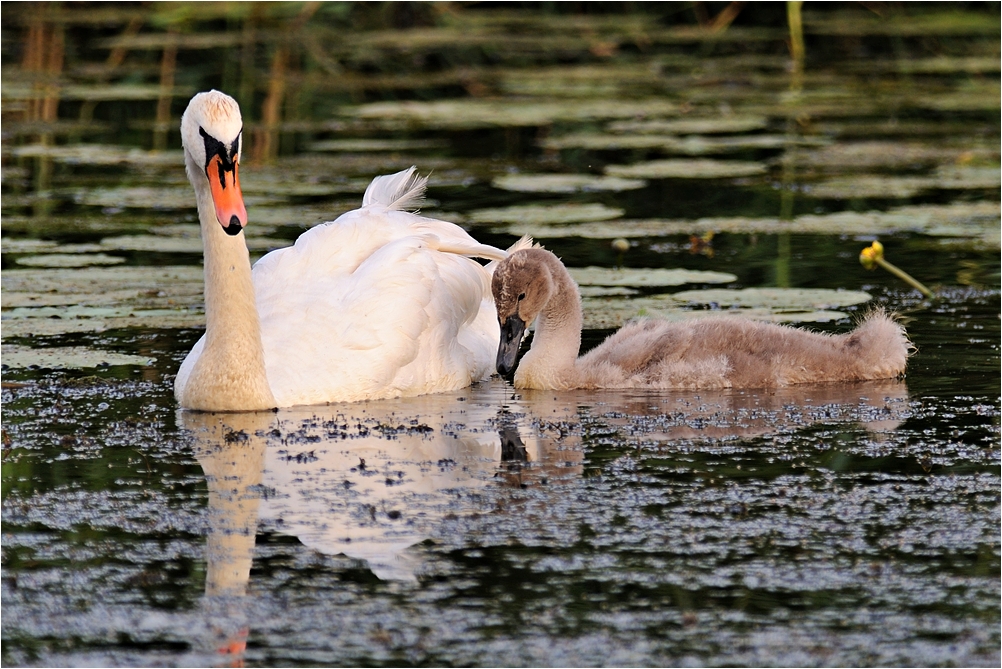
[180,90,247,236]
[492,248,560,376]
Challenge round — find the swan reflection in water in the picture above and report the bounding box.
[182,377,908,662]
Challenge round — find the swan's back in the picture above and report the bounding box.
[246,169,506,406]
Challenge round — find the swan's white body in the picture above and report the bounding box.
[175,91,512,410]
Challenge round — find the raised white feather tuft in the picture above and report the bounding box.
[362,166,428,211]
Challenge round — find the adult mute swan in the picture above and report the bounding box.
[493,247,912,390]
[175,90,516,411]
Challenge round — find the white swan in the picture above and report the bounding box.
[175,90,516,411]
[493,247,913,390]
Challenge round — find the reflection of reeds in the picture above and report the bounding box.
[153,29,178,152]
[78,17,143,124]
[250,2,320,163]
[20,11,63,216]
[21,16,63,124]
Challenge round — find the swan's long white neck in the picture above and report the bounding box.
[515,257,584,389]
[179,151,276,411]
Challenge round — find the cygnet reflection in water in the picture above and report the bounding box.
[516,378,912,443]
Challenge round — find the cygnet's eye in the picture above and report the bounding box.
[517,292,526,301]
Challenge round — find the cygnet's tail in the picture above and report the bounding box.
[844,309,914,379]
[362,166,427,211]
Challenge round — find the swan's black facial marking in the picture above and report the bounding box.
[199,125,242,186]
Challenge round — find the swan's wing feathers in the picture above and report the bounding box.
[258,238,433,404]
[361,167,427,211]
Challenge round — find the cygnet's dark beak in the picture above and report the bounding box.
[497,315,526,377]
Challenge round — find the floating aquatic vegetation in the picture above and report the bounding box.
[796,141,1000,171]
[806,167,1001,200]
[2,239,60,254]
[7,144,184,166]
[468,203,623,225]
[576,286,871,329]
[544,133,828,154]
[843,55,1000,75]
[2,265,204,295]
[249,203,355,228]
[241,171,372,198]
[568,266,736,287]
[578,286,637,297]
[491,173,646,193]
[74,186,282,210]
[495,64,671,98]
[0,344,154,369]
[14,253,125,268]
[343,98,679,129]
[607,116,769,135]
[803,9,1001,36]
[670,287,872,309]
[0,215,160,236]
[307,138,447,152]
[99,234,286,254]
[543,134,683,151]
[605,158,768,179]
[931,165,1001,189]
[494,201,1000,248]
[580,296,851,330]
[0,265,211,339]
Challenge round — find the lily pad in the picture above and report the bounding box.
[2,265,204,298]
[344,98,679,130]
[494,201,1000,248]
[492,174,646,193]
[669,287,872,310]
[75,186,282,210]
[496,64,670,98]
[9,144,183,166]
[796,142,999,171]
[1,344,153,369]
[568,267,737,287]
[608,116,769,135]
[1,239,59,254]
[931,165,1001,189]
[606,159,768,179]
[15,253,125,268]
[543,134,685,151]
[468,203,623,225]
[544,133,826,155]
[307,138,447,152]
[806,168,1001,200]
[578,286,638,297]
[580,297,851,330]
[99,234,287,254]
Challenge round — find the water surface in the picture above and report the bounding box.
[2,4,999,666]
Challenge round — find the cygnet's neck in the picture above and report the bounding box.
[181,154,275,411]
[515,255,584,390]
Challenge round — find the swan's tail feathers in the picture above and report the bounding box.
[362,166,428,211]
[847,309,915,379]
[432,237,508,262]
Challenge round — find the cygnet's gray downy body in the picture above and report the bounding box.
[492,248,912,390]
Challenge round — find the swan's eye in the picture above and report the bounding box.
[517,292,526,301]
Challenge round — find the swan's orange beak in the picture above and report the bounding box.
[206,155,247,236]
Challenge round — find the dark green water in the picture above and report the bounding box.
[2,3,999,666]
